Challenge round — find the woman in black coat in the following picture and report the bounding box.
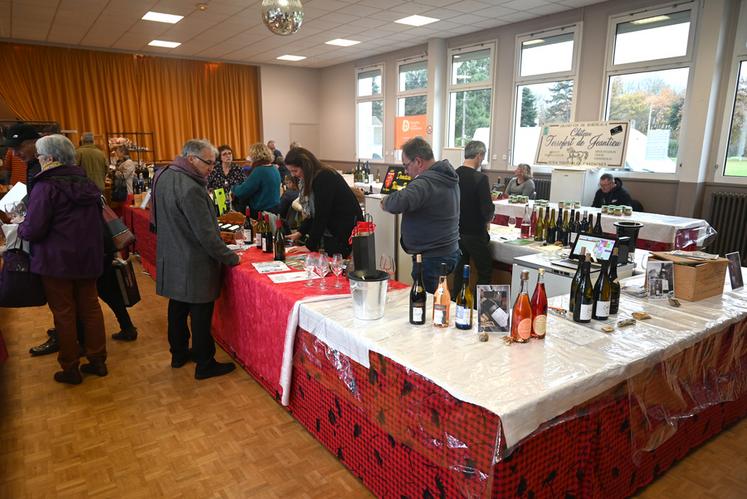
[285,147,362,257]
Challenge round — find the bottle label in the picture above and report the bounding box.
[580,303,592,321]
[517,318,532,340]
[433,305,446,326]
[261,239,267,252]
[533,315,547,336]
[411,306,424,323]
[455,306,470,326]
[596,300,610,317]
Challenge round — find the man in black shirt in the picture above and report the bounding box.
[592,173,633,207]
[452,141,495,296]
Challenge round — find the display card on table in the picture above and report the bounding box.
[477,285,511,333]
[726,252,744,289]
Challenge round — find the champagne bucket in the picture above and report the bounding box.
[348,270,389,320]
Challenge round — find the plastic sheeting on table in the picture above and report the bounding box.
[295,281,747,496]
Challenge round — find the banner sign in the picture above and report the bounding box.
[534,121,630,168]
[395,115,427,148]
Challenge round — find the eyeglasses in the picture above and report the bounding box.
[403,158,415,169]
[193,155,215,166]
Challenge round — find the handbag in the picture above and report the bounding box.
[102,200,135,250]
[0,240,47,308]
[113,258,140,307]
[111,171,128,202]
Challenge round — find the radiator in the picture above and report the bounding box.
[708,192,747,264]
[533,178,551,200]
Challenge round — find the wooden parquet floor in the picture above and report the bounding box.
[0,260,745,498]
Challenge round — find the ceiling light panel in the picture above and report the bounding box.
[142,11,184,24]
[148,39,181,48]
[394,15,439,27]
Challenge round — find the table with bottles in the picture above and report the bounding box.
[492,199,712,251]
[283,267,747,497]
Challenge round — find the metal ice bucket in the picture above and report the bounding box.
[348,270,389,320]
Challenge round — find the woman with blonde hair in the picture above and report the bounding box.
[231,142,281,216]
[504,163,536,197]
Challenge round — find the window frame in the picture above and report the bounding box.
[394,57,428,160]
[511,24,581,169]
[355,64,385,163]
[600,1,698,176]
[446,42,496,165]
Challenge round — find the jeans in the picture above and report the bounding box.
[452,232,493,298]
[167,299,216,368]
[412,250,461,295]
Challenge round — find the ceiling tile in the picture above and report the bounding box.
[473,5,517,18]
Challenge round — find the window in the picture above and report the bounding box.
[447,45,494,160]
[604,4,696,173]
[724,61,747,177]
[512,27,578,166]
[395,59,427,159]
[356,66,384,161]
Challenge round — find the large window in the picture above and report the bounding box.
[513,27,578,165]
[604,4,696,173]
[447,45,494,160]
[724,61,747,177]
[356,66,384,161]
[395,59,428,159]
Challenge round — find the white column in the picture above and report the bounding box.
[427,38,447,156]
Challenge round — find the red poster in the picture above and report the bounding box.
[395,115,427,149]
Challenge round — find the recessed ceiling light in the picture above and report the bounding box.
[326,39,361,47]
[631,15,670,25]
[148,40,181,48]
[523,39,544,46]
[394,15,439,27]
[277,54,306,61]
[142,11,184,24]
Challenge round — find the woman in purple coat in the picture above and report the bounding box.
[18,134,107,385]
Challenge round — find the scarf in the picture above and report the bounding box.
[149,155,208,232]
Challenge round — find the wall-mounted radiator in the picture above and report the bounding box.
[708,192,747,264]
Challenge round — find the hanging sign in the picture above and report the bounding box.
[395,115,427,148]
[534,121,630,168]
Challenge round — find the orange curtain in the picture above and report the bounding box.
[0,42,261,160]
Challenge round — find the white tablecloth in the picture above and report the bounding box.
[296,275,747,448]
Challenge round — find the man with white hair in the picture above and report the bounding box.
[151,139,240,380]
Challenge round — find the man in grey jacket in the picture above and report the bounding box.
[153,139,240,380]
[382,137,460,293]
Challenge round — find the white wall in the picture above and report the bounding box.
[259,64,321,156]
[319,63,355,161]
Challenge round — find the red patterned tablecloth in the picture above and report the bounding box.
[122,205,157,277]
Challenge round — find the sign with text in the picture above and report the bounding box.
[395,115,427,148]
[534,121,630,168]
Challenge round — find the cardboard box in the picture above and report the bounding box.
[649,252,728,301]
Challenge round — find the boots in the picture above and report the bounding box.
[54,367,82,385]
[80,360,108,377]
[30,329,59,356]
[112,326,138,342]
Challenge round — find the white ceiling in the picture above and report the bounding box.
[0,0,604,68]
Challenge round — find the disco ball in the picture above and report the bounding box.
[261,0,304,36]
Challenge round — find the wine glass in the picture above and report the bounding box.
[331,253,344,288]
[378,254,396,279]
[316,253,330,289]
[234,229,245,256]
[304,253,318,287]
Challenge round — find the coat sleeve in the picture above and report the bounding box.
[17,183,54,242]
[381,179,428,214]
[231,171,260,201]
[305,172,339,251]
[478,175,496,224]
[179,184,239,266]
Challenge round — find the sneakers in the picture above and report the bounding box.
[30,329,59,356]
[80,361,108,377]
[195,360,235,380]
[54,368,82,385]
[112,327,138,342]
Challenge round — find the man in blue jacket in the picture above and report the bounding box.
[382,137,460,293]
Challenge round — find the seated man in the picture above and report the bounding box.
[592,173,633,207]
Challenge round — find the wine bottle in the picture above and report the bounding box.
[409,254,426,325]
[566,209,575,246]
[579,210,589,234]
[572,254,594,323]
[546,208,557,244]
[592,260,611,320]
[255,211,264,248]
[593,211,603,235]
[273,219,286,261]
[529,207,538,239]
[521,204,531,239]
[244,208,254,248]
[534,207,545,242]
[510,270,533,342]
[531,268,547,339]
[587,213,594,234]
[432,263,451,328]
[555,208,566,245]
[455,265,473,330]
[569,247,587,314]
[561,209,571,246]
[262,214,273,253]
[608,248,621,315]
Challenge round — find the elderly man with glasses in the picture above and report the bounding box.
[151,139,239,379]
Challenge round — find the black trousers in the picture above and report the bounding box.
[75,257,134,340]
[452,232,493,297]
[167,299,216,368]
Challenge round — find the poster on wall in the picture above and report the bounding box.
[395,115,427,148]
[534,121,630,168]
